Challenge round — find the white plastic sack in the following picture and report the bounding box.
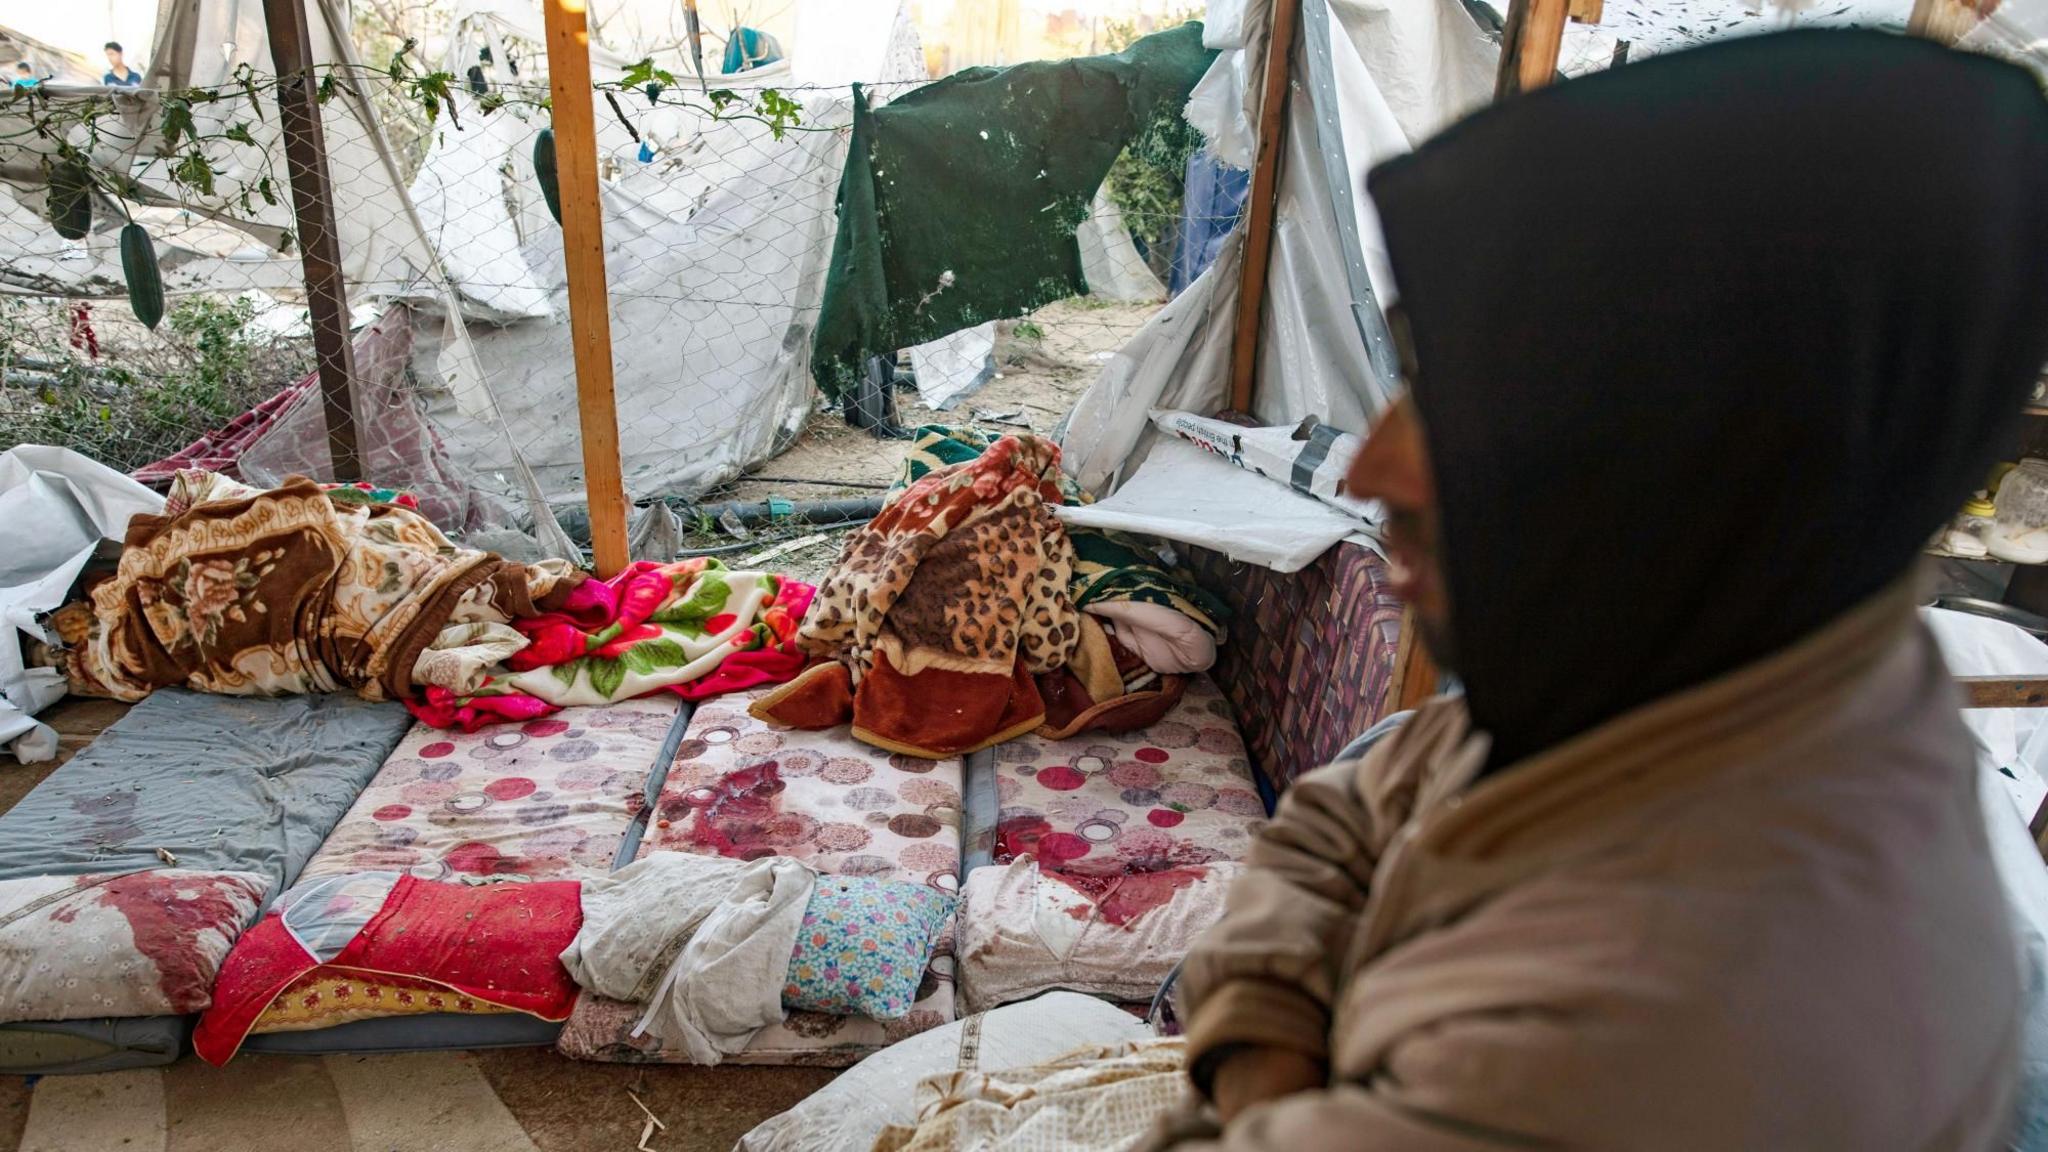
[0,446,164,764]
[735,991,1153,1152]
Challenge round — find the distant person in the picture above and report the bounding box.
[102,42,141,87]
[12,63,36,89]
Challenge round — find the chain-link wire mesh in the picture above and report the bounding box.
[0,0,1234,574]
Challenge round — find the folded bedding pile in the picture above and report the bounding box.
[192,697,689,1062]
[557,689,966,1065]
[751,430,1226,758]
[957,674,1266,1012]
[0,689,411,1071]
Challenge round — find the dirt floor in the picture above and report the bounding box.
[1,296,1161,1152]
[706,296,1157,585]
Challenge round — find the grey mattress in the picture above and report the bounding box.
[0,689,411,1075]
[0,688,412,891]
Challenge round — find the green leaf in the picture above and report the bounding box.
[650,572,730,629]
[223,123,257,147]
[257,176,277,207]
[159,100,195,150]
[317,74,337,104]
[549,657,585,689]
[172,151,215,198]
[620,638,688,677]
[587,657,626,700]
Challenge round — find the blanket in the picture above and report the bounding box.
[872,1038,1189,1152]
[408,558,815,732]
[561,852,817,1064]
[753,435,1081,758]
[194,872,583,1065]
[57,471,581,704]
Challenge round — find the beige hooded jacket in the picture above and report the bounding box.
[1172,584,2020,1150]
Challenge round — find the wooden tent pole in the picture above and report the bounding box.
[1227,0,1303,416]
[263,0,361,482]
[541,0,630,577]
[1494,0,1570,98]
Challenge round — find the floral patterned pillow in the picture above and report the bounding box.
[783,876,955,1020]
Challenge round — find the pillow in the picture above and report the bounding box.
[0,870,266,1022]
[784,876,954,1020]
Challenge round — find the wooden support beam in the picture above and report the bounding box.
[1494,0,1570,99]
[263,0,360,483]
[542,0,630,577]
[1568,0,1603,24]
[1227,0,1303,417]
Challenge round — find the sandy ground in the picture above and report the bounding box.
[709,297,1157,584]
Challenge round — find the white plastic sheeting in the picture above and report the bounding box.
[1060,0,1492,546]
[0,0,440,304]
[0,446,164,764]
[1055,438,1375,573]
[408,0,959,504]
[1078,190,1168,305]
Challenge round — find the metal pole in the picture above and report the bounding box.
[263,0,361,482]
[541,0,631,577]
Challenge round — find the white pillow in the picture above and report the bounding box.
[0,870,265,1022]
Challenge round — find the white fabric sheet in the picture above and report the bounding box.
[560,852,817,1064]
[1054,438,1370,574]
[0,446,164,764]
[1923,607,2048,821]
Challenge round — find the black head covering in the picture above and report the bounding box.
[1367,31,2048,771]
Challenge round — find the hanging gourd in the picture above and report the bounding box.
[47,161,92,241]
[534,127,562,225]
[120,222,163,330]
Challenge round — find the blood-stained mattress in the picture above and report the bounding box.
[960,675,1264,1013]
[557,690,963,1065]
[0,690,411,1073]
[296,696,688,885]
[989,675,1265,875]
[223,698,689,1049]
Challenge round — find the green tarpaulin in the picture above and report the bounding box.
[812,22,1216,399]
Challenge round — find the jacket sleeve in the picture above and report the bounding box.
[1180,746,1409,1091]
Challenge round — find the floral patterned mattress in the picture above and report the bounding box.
[556,689,964,1065]
[295,697,687,887]
[989,675,1267,875]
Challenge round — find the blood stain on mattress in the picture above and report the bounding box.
[1044,866,1208,928]
[97,872,262,1009]
[682,760,788,857]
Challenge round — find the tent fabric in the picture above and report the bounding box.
[409,0,939,505]
[811,22,1216,400]
[0,445,163,764]
[1058,0,1493,521]
[0,0,439,304]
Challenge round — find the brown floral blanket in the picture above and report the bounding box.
[58,471,580,703]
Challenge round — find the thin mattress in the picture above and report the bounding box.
[0,690,412,1073]
[556,688,964,1065]
[238,697,689,1044]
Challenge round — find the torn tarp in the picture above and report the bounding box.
[812,22,1216,399]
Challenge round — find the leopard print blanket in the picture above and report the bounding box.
[800,433,1082,687]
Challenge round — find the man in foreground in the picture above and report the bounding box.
[1170,29,2048,1151]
